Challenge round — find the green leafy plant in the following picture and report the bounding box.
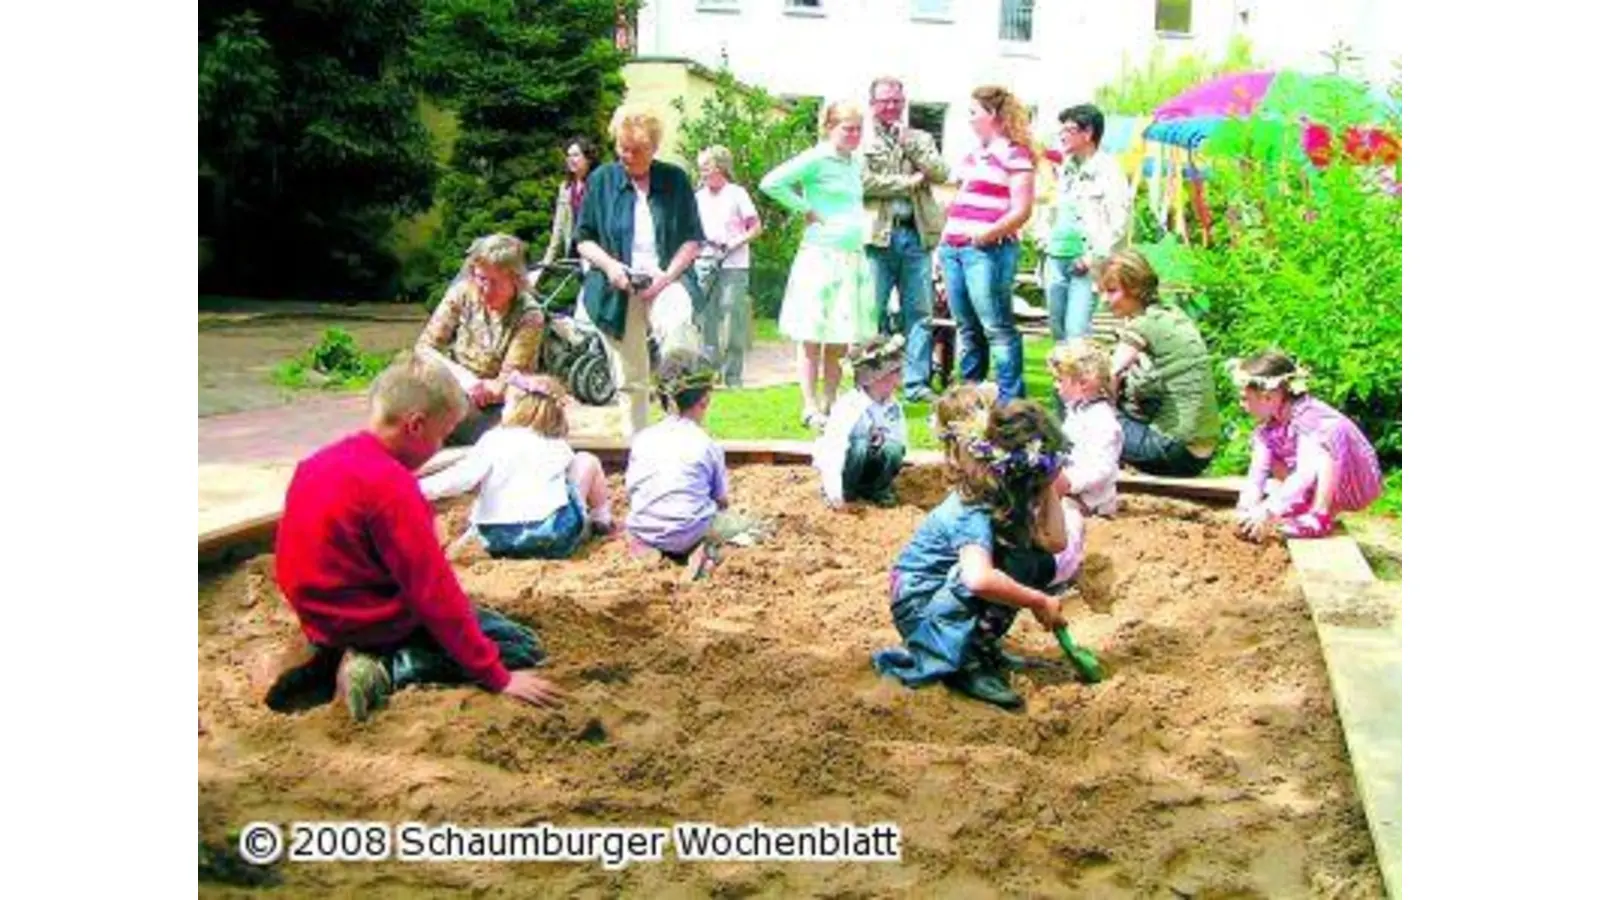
[672,71,821,318]
[409,0,630,306]
[272,328,395,391]
[1143,62,1402,476]
[200,2,437,300]
[1095,35,1259,116]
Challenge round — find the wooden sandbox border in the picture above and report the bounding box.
[195,437,1399,897]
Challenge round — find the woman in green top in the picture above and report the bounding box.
[1100,248,1221,477]
[759,100,878,431]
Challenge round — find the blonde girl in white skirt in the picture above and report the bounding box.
[759,100,879,430]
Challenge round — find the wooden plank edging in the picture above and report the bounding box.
[199,438,1243,560]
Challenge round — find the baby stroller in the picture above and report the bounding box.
[527,260,617,407]
[928,265,959,394]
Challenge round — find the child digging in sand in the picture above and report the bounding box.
[1231,350,1383,540]
[813,335,909,509]
[1045,340,1123,588]
[873,397,1072,709]
[422,373,613,560]
[625,349,767,579]
[266,354,565,722]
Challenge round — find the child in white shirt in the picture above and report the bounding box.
[1046,340,1124,587]
[814,336,910,509]
[422,374,612,559]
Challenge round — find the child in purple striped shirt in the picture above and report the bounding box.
[1231,351,1383,540]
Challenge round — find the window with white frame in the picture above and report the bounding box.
[1155,0,1193,35]
[911,0,954,22]
[785,0,824,11]
[696,0,740,12]
[1000,0,1034,42]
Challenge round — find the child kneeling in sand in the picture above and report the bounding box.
[1046,340,1124,587]
[625,350,766,579]
[423,373,613,560]
[1231,350,1383,540]
[267,354,564,722]
[814,335,909,509]
[873,397,1071,710]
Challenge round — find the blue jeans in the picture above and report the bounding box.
[1044,255,1098,341]
[866,225,934,396]
[938,240,1024,402]
[476,484,590,560]
[1117,410,1213,477]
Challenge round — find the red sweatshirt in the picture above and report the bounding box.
[274,432,511,692]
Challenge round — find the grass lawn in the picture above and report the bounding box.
[704,329,1060,452]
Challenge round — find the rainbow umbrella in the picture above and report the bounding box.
[1144,70,1399,165]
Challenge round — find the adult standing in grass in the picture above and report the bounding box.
[759,99,878,431]
[1044,104,1130,343]
[861,74,947,403]
[415,234,546,447]
[530,136,602,294]
[575,104,706,438]
[1100,249,1220,477]
[693,145,763,387]
[938,85,1037,404]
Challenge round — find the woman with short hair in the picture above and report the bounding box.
[415,234,546,447]
[1101,249,1221,477]
[694,144,763,386]
[574,104,706,437]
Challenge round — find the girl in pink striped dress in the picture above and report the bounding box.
[1231,351,1383,540]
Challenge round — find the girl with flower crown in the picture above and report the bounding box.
[872,398,1072,710]
[1232,350,1383,540]
[421,373,612,560]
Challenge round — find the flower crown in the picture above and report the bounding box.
[653,364,719,413]
[1228,358,1310,395]
[506,372,561,399]
[849,335,907,382]
[936,413,1062,477]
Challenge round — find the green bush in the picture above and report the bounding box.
[673,71,821,319]
[1095,35,1259,116]
[409,0,630,308]
[272,328,395,391]
[1138,74,1402,475]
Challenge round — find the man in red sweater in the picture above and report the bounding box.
[267,354,564,721]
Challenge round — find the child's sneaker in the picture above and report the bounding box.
[335,651,392,723]
[1280,509,1333,539]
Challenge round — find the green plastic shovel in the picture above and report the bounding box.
[1054,625,1105,684]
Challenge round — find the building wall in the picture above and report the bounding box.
[637,0,1400,134]
[621,58,721,167]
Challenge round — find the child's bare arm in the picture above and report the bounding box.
[957,545,1066,629]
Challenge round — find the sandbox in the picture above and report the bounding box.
[198,462,1383,897]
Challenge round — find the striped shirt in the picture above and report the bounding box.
[941,137,1035,246]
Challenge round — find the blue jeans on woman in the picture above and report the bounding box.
[1044,255,1098,341]
[939,240,1024,402]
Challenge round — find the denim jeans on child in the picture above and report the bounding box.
[475,483,590,560]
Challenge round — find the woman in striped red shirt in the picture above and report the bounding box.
[937,85,1038,403]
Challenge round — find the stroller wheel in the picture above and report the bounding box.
[571,354,616,407]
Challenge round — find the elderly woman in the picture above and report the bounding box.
[531,136,602,293]
[415,234,546,447]
[694,145,763,386]
[1101,248,1221,477]
[575,104,705,437]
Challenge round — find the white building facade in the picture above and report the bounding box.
[637,0,1399,155]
